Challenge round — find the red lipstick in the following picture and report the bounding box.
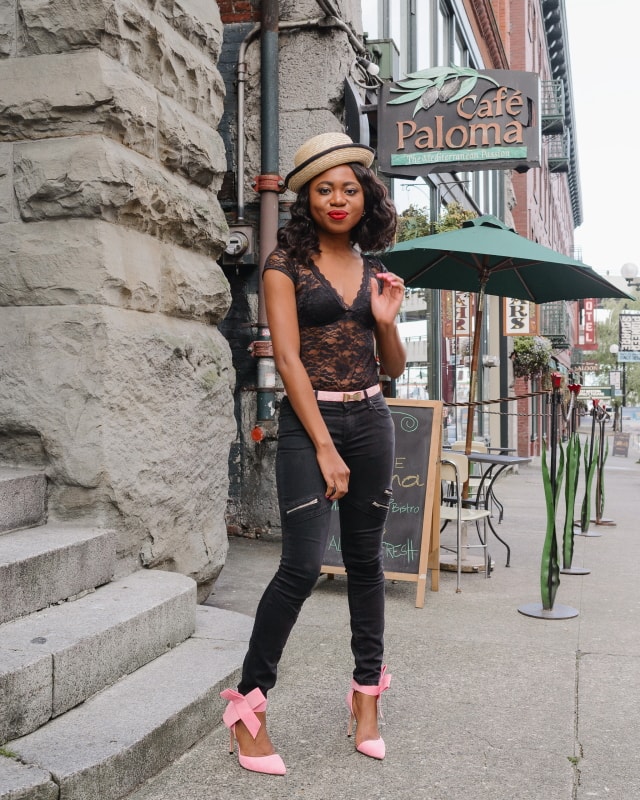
[328,211,348,220]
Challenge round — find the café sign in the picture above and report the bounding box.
[377,67,541,176]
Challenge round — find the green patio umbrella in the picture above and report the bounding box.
[380,215,631,454]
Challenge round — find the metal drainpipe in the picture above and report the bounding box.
[236,24,260,223]
[252,0,281,425]
[236,17,337,223]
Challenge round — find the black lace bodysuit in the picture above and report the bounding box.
[263,248,386,392]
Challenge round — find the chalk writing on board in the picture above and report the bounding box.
[389,501,420,513]
[390,409,419,432]
[382,538,419,562]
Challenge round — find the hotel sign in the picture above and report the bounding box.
[580,298,598,351]
[377,67,540,177]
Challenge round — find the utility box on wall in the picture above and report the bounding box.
[366,38,400,81]
[222,226,257,266]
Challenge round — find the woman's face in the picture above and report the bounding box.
[307,164,365,235]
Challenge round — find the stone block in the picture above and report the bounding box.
[0,524,115,625]
[9,606,252,800]
[0,758,57,800]
[0,50,227,186]
[18,0,104,52]
[158,232,231,322]
[0,469,46,534]
[0,643,52,747]
[0,220,160,312]
[12,136,228,256]
[0,144,12,224]
[154,0,223,60]
[0,51,158,159]
[103,2,225,126]
[0,569,196,741]
[0,4,15,57]
[157,93,226,187]
[0,219,231,322]
[18,1,225,126]
[0,306,235,594]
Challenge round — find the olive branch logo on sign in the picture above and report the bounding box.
[387,66,499,117]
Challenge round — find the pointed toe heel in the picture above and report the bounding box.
[220,688,286,776]
[238,752,286,775]
[356,737,386,760]
[345,665,391,761]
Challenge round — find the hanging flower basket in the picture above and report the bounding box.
[511,336,553,381]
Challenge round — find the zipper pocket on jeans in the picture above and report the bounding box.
[286,497,320,515]
[372,489,393,512]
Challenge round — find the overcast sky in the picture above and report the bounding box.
[564,0,639,278]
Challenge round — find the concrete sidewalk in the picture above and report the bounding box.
[126,449,640,800]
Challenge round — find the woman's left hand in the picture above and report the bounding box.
[371,273,405,325]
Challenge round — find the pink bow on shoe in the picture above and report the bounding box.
[378,664,392,694]
[219,687,286,775]
[220,687,267,740]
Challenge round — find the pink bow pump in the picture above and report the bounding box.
[220,688,286,775]
[345,665,392,760]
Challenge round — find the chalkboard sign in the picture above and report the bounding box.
[613,432,630,457]
[320,399,443,607]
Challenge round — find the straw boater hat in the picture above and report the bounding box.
[285,132,375,193]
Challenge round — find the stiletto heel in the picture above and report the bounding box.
[345,665,391,760]
[220,688,286,775]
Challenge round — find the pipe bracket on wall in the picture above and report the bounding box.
[252,173,286,193]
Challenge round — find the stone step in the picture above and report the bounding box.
[0,468,46,535]
[0,758,57,800]
[4,605,252,800]
[0,523,115,625]
[0,569,197,744]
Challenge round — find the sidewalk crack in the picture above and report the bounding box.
[571,648,585,799]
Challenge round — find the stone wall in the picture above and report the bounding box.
[0,0,235,599]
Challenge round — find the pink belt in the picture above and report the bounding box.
[315,385,381,403]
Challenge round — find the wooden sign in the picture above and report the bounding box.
[612,433,630,457]
[320,399,443,608]
[503,297,538,335]
[377,68,541,177]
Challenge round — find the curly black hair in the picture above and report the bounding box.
[276,163,397,263]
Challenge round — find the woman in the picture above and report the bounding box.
[220,132,406,775]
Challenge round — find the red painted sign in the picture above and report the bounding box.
[581,298,598,350]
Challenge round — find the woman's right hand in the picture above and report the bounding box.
[264,268,349,499]
[317,444,350,500]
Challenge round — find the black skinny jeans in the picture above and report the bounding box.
[238,392,395,695]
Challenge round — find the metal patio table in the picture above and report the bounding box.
[464,451,532,567]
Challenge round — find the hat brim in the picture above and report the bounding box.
[285,143,375,193]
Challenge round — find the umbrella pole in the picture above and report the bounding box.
[462,282,486,502]
[465,282,485,457]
